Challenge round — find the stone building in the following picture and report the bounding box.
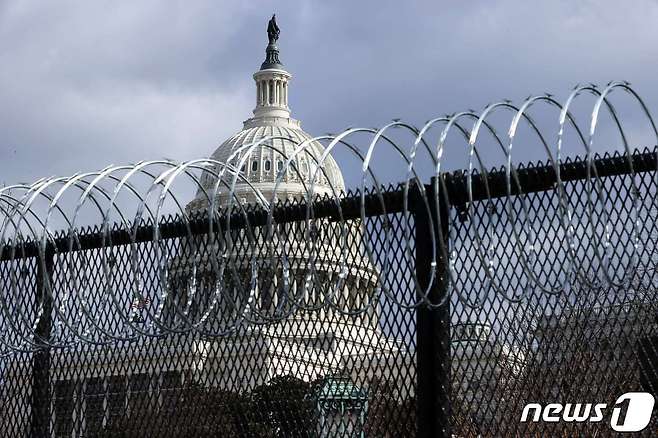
[450,322,525,424]
[1,17,401,437]
[528,298,657,401]
[170,14,399,391]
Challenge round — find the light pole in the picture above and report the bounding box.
[316,377,368,438]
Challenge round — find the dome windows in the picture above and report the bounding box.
[201,127,345,194]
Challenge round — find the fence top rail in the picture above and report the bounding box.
[1,147,656,261]
[0,185,408,261]
[443,146,657,206]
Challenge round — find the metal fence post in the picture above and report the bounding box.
[30,247,54,437]
[414,178,451,438]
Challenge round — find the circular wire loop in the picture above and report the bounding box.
[0,81,655,352]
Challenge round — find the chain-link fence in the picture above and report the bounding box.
[445,148,658,437]
[1,147,657,437]
[1,183,424,437]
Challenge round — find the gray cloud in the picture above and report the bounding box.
[1,0,657,186]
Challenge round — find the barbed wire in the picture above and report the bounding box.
[0,80,656,351]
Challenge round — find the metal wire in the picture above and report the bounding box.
[0,81,656,352]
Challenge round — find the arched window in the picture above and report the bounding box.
[251,160,258,172]
[277,160,283,171]
[264,160,271,171]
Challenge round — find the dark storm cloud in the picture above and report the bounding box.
[1,0,657,185]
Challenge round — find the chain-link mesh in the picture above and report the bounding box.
[0,189,419,437]
[2,148,658,437]
[446,148,658,437]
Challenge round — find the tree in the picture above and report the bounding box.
[249,375,316,438]
[102,383,256,438]
[364,379,416,438]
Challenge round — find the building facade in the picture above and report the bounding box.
[0,17,399,437]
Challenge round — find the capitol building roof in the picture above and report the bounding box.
[207,123,344,190]
[189,18,344,209]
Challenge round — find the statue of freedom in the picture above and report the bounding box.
[267,14,280,45]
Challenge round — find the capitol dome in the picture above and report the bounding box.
[200,123,345,202]
[188,24,344,210]
[169,15,398,395]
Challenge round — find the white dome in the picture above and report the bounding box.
[188,122,345,210]
[209,123,345,190]
[189,64,344,209]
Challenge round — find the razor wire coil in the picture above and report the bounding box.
[0,81,656,352]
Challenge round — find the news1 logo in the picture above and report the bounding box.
[520,392,655,432]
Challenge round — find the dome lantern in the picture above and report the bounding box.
[187,15,345,211]
[249,14,292,124]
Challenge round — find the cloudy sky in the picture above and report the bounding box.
[1,0,658,187]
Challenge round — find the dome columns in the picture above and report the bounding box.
[252,69,291,119]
